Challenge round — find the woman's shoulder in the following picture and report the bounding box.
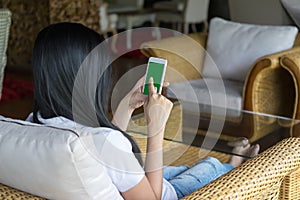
[82,126,124,138]
[83,126,133,152]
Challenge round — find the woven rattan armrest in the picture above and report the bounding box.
[182,137,300,200]
[244,46,300,114]
[241,46,300,141]
[280,48,300,137]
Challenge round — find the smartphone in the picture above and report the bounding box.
[143,57,167,95]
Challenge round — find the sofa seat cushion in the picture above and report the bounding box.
[0,116,123,200]
[166,78,243,118]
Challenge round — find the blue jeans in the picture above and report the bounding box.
[163,157,234,199]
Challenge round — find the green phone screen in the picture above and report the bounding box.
[143,61,165,95]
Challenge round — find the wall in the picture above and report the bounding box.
[228,0,293,25]
[208,0,230,21]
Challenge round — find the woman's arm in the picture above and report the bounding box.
[111,95,135,131]
[121,77,173,200]
[121,132,164,200]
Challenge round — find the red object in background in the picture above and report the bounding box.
[0,77,34,103]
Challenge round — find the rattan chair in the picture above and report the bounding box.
[140,32,300,142]
[0,8,11,99]
[0,102,299,199]
[1,137,299,199]
[183,137,300,200]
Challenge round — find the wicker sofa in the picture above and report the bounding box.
[0,103,299,199]
[0,111,300,200]
[140,31,300,142]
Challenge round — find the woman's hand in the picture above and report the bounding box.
[127,76,148,112]
[127,76,170,112]
[112,75,169,131]
[112,76,146,131]
[144,77,173,137]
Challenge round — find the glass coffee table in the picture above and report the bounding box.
[127,101,299,160]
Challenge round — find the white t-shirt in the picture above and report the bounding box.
[26,113,177,200]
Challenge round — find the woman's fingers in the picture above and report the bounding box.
[132,75,146,93]
[163,81,170,88]
[136,75,168,94]
[148,77,157,95]
[133,93,148,105]
[137,75,146,87]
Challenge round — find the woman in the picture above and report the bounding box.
[28,22,259,199]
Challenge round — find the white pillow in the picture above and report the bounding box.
[0,116,123,200]
[202,17,298,82]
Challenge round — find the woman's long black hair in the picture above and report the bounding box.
[32,22,143,165]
